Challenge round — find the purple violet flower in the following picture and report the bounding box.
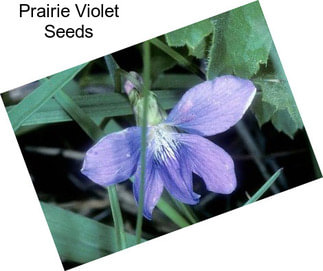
[81,75,256,219]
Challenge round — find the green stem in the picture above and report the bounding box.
[135,41,150,244]
[150,38,205,80]
[54,89,127,251]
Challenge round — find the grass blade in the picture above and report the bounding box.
[107,186,127,250]
[54,90,102,141]
[54,89,127,251]
[157,198,190,227]
[7,90,185,128]
[174,201,198,224]
[41,202,143,264]
[244,168,283,205]
[150,38,205,80]
[104,55,122,93]
[8,63,87,132]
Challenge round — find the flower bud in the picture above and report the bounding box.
[124,72,167,126]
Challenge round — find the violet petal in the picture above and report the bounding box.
[177,133,237,194]
[159,148,200,205]
[133,151,164,220]
[81,127,141,186]
[166,75,256,136]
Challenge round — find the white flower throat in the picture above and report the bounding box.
[148,124,179,163]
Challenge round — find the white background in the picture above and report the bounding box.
[0,0,322,270]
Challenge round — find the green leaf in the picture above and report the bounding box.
[188,38,208,59]
[41,202,142,264]
[271,109,300,138]
[8,90,185,128]
[251,42,303,138]
[254,79,303,138]
[165,19,213,54]
[244,168,283,205]
[7,63,88,132]
[207,2,272,79]
[251,93,276,126]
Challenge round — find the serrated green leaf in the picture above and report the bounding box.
[251,93,276,126]
[271,109,299,138]
[166,19,213,53]
[255,79,303,138]
[251,40,303,138]
[41,202,142,264]
[207,2,272,79]
[188,38,208,59]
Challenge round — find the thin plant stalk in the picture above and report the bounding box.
[244,168,283,205]
[135,41,151,243]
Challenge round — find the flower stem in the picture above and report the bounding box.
[135,41,151,244]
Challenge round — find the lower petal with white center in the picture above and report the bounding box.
[133,151,164,220]
[159,150,200,205]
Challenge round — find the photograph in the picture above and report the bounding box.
[1,1,321,269]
